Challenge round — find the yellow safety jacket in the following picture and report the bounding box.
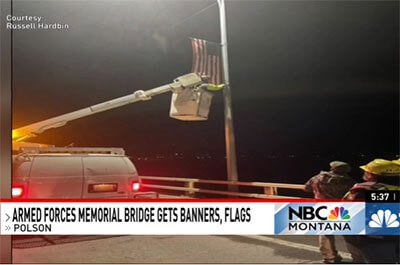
[207,84,225,91]
[344,181,400,200]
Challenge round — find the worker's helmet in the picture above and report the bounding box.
[330,161,351,174]
[392,159,400,166]
[360,159,400,177]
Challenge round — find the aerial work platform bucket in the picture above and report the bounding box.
[169,88,213,121]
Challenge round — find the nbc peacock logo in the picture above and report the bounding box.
[368,209,399,228]
[328,207,350,220]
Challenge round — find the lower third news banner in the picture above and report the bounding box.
[0,200,399,235]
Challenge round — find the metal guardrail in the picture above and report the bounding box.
[139,176,306,199]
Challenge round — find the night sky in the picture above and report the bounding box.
[12,1,399,172]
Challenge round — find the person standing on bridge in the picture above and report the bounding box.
[343,159,400,264]
[304,161,356,263]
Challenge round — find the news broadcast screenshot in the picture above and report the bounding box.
[0,0,399,264]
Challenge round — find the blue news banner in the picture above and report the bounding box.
[275,191,400,235]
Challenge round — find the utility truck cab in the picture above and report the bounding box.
[12,147,141,199]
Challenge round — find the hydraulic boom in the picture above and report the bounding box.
[12,73,203,151]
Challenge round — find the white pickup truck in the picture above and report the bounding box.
[12,147,142,199]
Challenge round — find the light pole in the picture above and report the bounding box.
[217,0,239,186]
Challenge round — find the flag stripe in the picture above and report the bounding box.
[204,40,208,76]
[203,40,208,77]
[191,40,197,74]
[198,40,203,75]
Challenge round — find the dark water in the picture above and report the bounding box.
[134,155,397,183]
[132,154,398,197]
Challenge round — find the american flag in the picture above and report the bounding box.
[191,38,224,85]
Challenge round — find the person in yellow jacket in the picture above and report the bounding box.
[344,159,400,263]
[344,159,400,200]
[206,83,225,91]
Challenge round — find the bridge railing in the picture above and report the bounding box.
[139,176,306,199]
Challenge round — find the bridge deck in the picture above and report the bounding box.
[12,235,352,263]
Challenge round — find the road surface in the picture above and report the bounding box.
[13,235,352,263]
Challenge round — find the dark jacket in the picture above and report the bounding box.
[304,171,355,199]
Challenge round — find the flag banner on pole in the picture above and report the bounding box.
[191,38,224,85]
[1,199,398,235]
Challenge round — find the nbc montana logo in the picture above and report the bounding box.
[288,205,351,232]
[369,210,399,228]
[328,207,350,220]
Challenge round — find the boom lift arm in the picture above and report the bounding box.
[12,73,203,149]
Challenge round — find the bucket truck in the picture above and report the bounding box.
[11,73,212,199]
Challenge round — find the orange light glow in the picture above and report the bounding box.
[12,130,20,140]
[90,184,118,193]
[12,141,51,151]
[12,128,35,142]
